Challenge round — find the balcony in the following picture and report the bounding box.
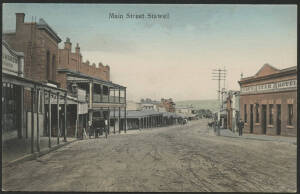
[93,94,125,103]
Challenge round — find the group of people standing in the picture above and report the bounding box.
[210,117,244,136]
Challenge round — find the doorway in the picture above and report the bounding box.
[261,105,267,134]
[250,104,253,133]
[276,104,281,135]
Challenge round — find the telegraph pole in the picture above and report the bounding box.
[211,67,226,121]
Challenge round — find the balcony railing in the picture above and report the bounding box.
[93,94,125,103]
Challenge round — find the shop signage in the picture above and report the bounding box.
[277,80,297,89]
[78,103,88,114]
[2,42,24,77]
[241,79,297,94]
[77,88,86,102]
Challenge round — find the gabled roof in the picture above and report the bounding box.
[254,63,280,77]
[239,64,296,85]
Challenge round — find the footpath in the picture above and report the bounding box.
[2,137,77,167]
[215,128,297,144]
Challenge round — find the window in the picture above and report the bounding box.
[52,55,56,81]
[269,104,273,125]
[255,104,259,123]
[288,104,293,125]
[46,51,50,80]
[244,104,247,123]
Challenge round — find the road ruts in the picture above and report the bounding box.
[2,119,296,192]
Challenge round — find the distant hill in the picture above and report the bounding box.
[175,99,219,113]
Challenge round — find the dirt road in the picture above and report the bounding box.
[2,119,297,192]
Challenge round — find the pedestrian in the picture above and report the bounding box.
[238,119,244,136]
[217,120,220,136]
[213,120,216,132]
[89,121,95,138]
[104,119,108,138]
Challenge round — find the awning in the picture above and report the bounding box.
[109,110,163,119]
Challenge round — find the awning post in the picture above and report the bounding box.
[57,92,60,144]
[36,89,40,152]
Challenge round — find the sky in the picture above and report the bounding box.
[2,4,297,102]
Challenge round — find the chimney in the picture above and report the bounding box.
[16,13,25,32]
[75,43,80,53]
[64,37,72,51]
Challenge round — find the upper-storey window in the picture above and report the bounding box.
[46,51,51,80]
[52,55,56,81]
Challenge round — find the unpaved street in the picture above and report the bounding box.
[2,119,297,192]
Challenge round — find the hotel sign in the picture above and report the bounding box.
[241,79,297,94]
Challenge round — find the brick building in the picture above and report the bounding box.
[3,13,72,138]
[57,38,110,89]
[56,37,127,134]
[3,13,64,114]
[3,13,61,85]
[239,64,297,136]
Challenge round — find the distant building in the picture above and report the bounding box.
[175,106,197,120]
[127,100,142,111]
[239,64,297,136]
[140,98,160,111]
[176,106,193,114]
[160,98,176,112]
[141,103,155,110]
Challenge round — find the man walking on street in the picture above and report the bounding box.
[238,119,244,136]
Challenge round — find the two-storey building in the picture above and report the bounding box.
[239,64,297,136]
[57,38,127,134]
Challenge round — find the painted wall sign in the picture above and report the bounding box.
[241,79,297,94]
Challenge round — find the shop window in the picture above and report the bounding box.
[244,104,247,123]
[3,83,17,131]
[269,104,273,125]
[255,104,259,123]
[288,104,293,125]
